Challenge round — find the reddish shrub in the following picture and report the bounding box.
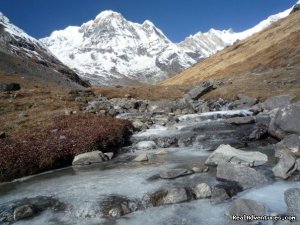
[0,114,133,182]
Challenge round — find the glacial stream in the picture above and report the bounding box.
[0,109,299,225]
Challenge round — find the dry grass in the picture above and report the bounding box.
[92,84,192,101]
[0,114,133,182]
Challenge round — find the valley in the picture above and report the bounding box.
[0,1,300,225]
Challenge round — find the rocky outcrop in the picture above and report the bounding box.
[205,144,268,167]
[216,163,270,189]
[269,102,300,139]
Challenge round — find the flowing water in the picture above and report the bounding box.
[0,110,299,225]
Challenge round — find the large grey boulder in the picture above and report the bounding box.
[205,144,268,167]
[184,80,214,100]
[275,134,300,158]
[159,168,193,179]
[262,95,294,111]
[269,102,300,140]
[227,199,266,222]
[72,151,107,166]
[216,163,270,189]
[284,188,300,217]
[272,153,297,179]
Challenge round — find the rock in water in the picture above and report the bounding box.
[262,95,294,111]
[226,116,255,125]
[184,80,214,100]
[216,163,270,189]
[284,188,300,217]
[193,183,212,199]
[268,102,300,139]
[72,151,107,166]
[227,199,266,220]
[210,187,230,204]
[272,153,297,179]
[133,153,149,162]
[205,144,268,167]
[162,188,188,205]
[13,205,34,221]
[275,134,300,158]
[159,168,193,179]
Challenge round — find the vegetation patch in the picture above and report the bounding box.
[0,114,133,182]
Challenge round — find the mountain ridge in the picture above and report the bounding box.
[40,5,294,86]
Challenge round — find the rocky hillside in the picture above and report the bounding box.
[161,8,300,98]
[40,7,292,86]
[0,12,89,88]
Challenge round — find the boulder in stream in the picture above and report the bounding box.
[262,95,294,111]
[216,163,270,189]
[268,102,300,140]
[205,144,268,167]
[272,153,297,179]
[72,151,107,166]
[159,168,193,179]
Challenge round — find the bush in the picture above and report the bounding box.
[0,114,133,182]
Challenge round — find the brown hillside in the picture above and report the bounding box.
[161,10,300,99]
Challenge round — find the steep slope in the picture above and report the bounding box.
[41,11,202,86]
[179,7,292,57]
[0,12,89,88]
[161,9,300,88]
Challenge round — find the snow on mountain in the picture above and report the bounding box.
[179,6,293,56]
[40,11,202,85]
[41,4,294,86]
[0,12,89,87]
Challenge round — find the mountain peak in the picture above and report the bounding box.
[95,10,123,21]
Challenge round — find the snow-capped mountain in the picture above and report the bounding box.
[41,4,295,86]
[179,7,293,56]
[41,11,202,85]
[0,12,89,87]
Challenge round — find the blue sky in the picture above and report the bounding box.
[0,0,296,42]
